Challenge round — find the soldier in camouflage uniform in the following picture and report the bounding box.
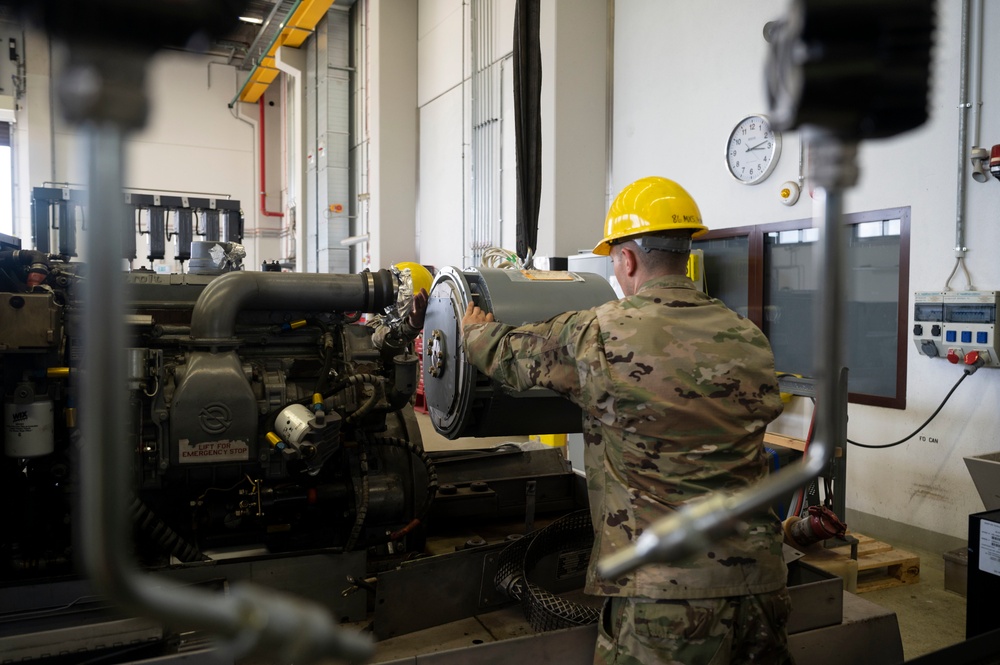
[461,177,793,664]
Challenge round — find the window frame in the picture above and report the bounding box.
[696,206,910,409]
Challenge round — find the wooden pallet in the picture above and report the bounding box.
[835,534,920,592]
[805,533,920,593]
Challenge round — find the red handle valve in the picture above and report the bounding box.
[964,350,986,374]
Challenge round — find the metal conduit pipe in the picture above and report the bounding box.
[970,0,985,163]
[189,269,395,341]
[955,0,972,255]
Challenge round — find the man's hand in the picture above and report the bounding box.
[463,301,495,326]
[408,288,428,329]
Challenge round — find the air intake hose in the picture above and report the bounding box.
[189,270,395,342]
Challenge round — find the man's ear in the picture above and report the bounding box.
[621,245,639,277]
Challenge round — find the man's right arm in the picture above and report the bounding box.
[461,305,602,403]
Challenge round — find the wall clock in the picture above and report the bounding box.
[726,114,781,185]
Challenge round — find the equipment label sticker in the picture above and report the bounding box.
[178,439,250,463]
[979,519,1000,576]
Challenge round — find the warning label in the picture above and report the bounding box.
[7,410,36,435]
[178,439,250,464]
[980,519,1000,577]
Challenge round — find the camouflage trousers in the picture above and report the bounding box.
[594,588,794,665]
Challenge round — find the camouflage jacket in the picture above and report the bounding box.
[463,274,787,599]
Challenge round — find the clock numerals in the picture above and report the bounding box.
[726,114,782,185]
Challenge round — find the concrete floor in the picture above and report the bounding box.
[415,409,531,451]
[859,542,967,661]
[413,412,971,661]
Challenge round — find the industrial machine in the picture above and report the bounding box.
[422,266,617,439]
[0,241,622,662]
[0,248,440,578]
[0,225,908,664]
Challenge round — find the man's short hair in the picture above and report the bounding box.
[624,231,692,275]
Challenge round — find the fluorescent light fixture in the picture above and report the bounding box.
[238,15,264,24]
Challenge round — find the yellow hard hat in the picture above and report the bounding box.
[395,262,433,295]
[593,177,708,256]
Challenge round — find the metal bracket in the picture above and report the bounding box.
[427,330,446,378]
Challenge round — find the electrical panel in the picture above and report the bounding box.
[913,290,999,368]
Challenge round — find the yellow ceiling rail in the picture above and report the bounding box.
[233,0,335,105]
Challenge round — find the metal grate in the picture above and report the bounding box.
[241,0,299,70]
[470,0,504,266]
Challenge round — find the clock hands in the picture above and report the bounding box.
[728,116,780,183]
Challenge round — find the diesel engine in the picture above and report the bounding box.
[0,247,436,578]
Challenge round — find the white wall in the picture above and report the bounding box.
[13,30,271,270]
[14,28,55,242]
[127,51,262,269]
[539,0,609,256]
[417,0,470,270]
[613,0,1000,542]
[369,0,419,270]
[0,20,28,237]
[416,0,607,268]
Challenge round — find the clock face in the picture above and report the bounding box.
[726,114,782,184]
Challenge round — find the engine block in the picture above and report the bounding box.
[0,255,433,577]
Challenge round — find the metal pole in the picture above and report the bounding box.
[80,121,132,613]
[809,139,855,464]
[70,52,373,665]
[955,0,971,255]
